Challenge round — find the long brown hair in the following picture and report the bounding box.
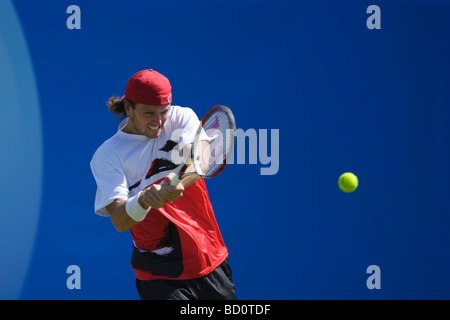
[107,96,136,119]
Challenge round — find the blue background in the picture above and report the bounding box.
[1,0,449,299]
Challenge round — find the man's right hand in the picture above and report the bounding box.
[138,172,184,209]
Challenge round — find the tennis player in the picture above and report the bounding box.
[90,68,236,300]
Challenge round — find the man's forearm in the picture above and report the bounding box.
[180,173,202,188]
[107,200,140,232]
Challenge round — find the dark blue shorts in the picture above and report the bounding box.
[135,257,237,300]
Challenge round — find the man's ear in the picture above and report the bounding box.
[123,100,132,116]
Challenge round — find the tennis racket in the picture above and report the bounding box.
[170,105,236,186]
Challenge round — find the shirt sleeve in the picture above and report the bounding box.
[90,148,129,217]
[172,106,201,150]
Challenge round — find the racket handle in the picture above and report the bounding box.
[170,176,182,187]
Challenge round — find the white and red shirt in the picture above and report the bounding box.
[90,105,228,280]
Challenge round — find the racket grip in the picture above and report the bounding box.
[170,176,182,187]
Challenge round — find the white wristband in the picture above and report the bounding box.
[125,192,151,222]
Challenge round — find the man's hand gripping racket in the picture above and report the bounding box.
[170,105,236,187]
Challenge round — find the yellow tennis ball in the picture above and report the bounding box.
[339,172,358,193]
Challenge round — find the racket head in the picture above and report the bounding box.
[192,105,236,178]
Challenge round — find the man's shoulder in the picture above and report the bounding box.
[91,131,123,162]
[168,105,199,128]
[170,105,196,117]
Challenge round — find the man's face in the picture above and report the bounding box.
[124,103,171,139]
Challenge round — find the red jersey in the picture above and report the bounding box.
[131,178,228,280]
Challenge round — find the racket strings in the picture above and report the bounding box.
[195,109,234,177]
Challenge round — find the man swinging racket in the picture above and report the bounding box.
[90,68,236,300]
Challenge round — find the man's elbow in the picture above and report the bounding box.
[110,215,132,233]
[114,223,128,233]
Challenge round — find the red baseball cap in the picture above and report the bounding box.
[124,69,172,105]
